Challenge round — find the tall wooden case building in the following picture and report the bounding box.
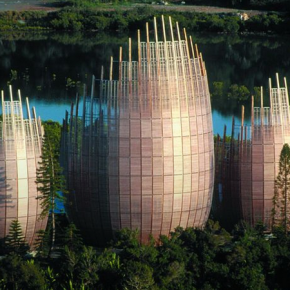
[214,75,290,229]
[62,17,214,244]
[0,87,46,246]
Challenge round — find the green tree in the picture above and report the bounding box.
[5,220,29,256]
[34,228,51,258]
[122,260,155,290]
[61,223,83,253]
[0,255,47,290]
[272,143,290,234]
[227,84,250,101]
[59,245,99,289]
[36,121,67,255]
[211,82,225,101]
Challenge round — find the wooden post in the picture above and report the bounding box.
[110,56,113,81]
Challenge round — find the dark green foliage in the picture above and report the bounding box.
[227,84,250,101]
[211,81,252,115]
[36,121,67,254]
[1,222,290,289]
[122,260,155,290]
[0,8,290,34]
[0,254,46,290]
[36,125,66,219]
[272,144,290,233]
[211,82,225,101]
[34,229,51,259]
[59,245,99,289]
[60,222,84,252]
[4,220,29,256]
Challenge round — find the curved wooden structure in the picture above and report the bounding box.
[214,74,290,229]
[0,86,46,246]
[62,16,214,244]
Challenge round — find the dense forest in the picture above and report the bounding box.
[62,0,290,11]
[0,7,290,34]
[1,219,290,290]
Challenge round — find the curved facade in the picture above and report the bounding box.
[62,17,214,244]
[0,86,45,246]
[214,74,290,229]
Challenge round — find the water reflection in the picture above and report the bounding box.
[0,31,290,135]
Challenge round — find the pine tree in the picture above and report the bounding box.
[272,143,290,234]
[5,220,29,256]
[61,223,83,253]
[34,229,50,258]
[36,121,67,255]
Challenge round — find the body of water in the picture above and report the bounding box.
[1,31,290,135]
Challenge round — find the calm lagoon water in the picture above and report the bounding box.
[1,31,290,135]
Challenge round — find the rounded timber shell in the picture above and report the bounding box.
[0,87,46,246]
[62,17,214,244]
[214,74,290,229]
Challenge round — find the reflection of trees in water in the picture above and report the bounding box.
[0,32,290,116]
[0,32,131,100]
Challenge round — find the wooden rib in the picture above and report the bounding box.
[109,56,113,81]
[17,89,21,103]
[169,16,174,42]
[241,105,245,127]
[82,84,87,128]
[189,36,195,58]
[26,97,31,120]
[101,66,104,81]
[146,22,151,108]
[137,29,142,113]
[269,78,273,124]
[161,15,167,42]
[251,95,254,128]
[137,29,141,85]
[284,77,289,94]
[146,22,150,44]
[241,105,244,148]
[199,53,205,76]
[260,86,263,108]
[154,16,161,113]
[284,77,290,110]
[17,89,23,119]
[176,20,185,228]
[176,21,181,41]
[276,73,283,126]
[128,37,132,96]
[276,72,280,89]
[69,102,74,147]
[194,44,199,59]
[9,85,13,102]
[1,90,4,120]
[32,107,41,151]
[17,90,26,143]
[9,86,15,141]
[230,116,235,148]
[223,125,227,141]
[154,17,158,43]
[91,75,95,98]
[261,86,264,126]
[119,47,122,82]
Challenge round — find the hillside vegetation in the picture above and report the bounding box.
[0,7,289,33]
